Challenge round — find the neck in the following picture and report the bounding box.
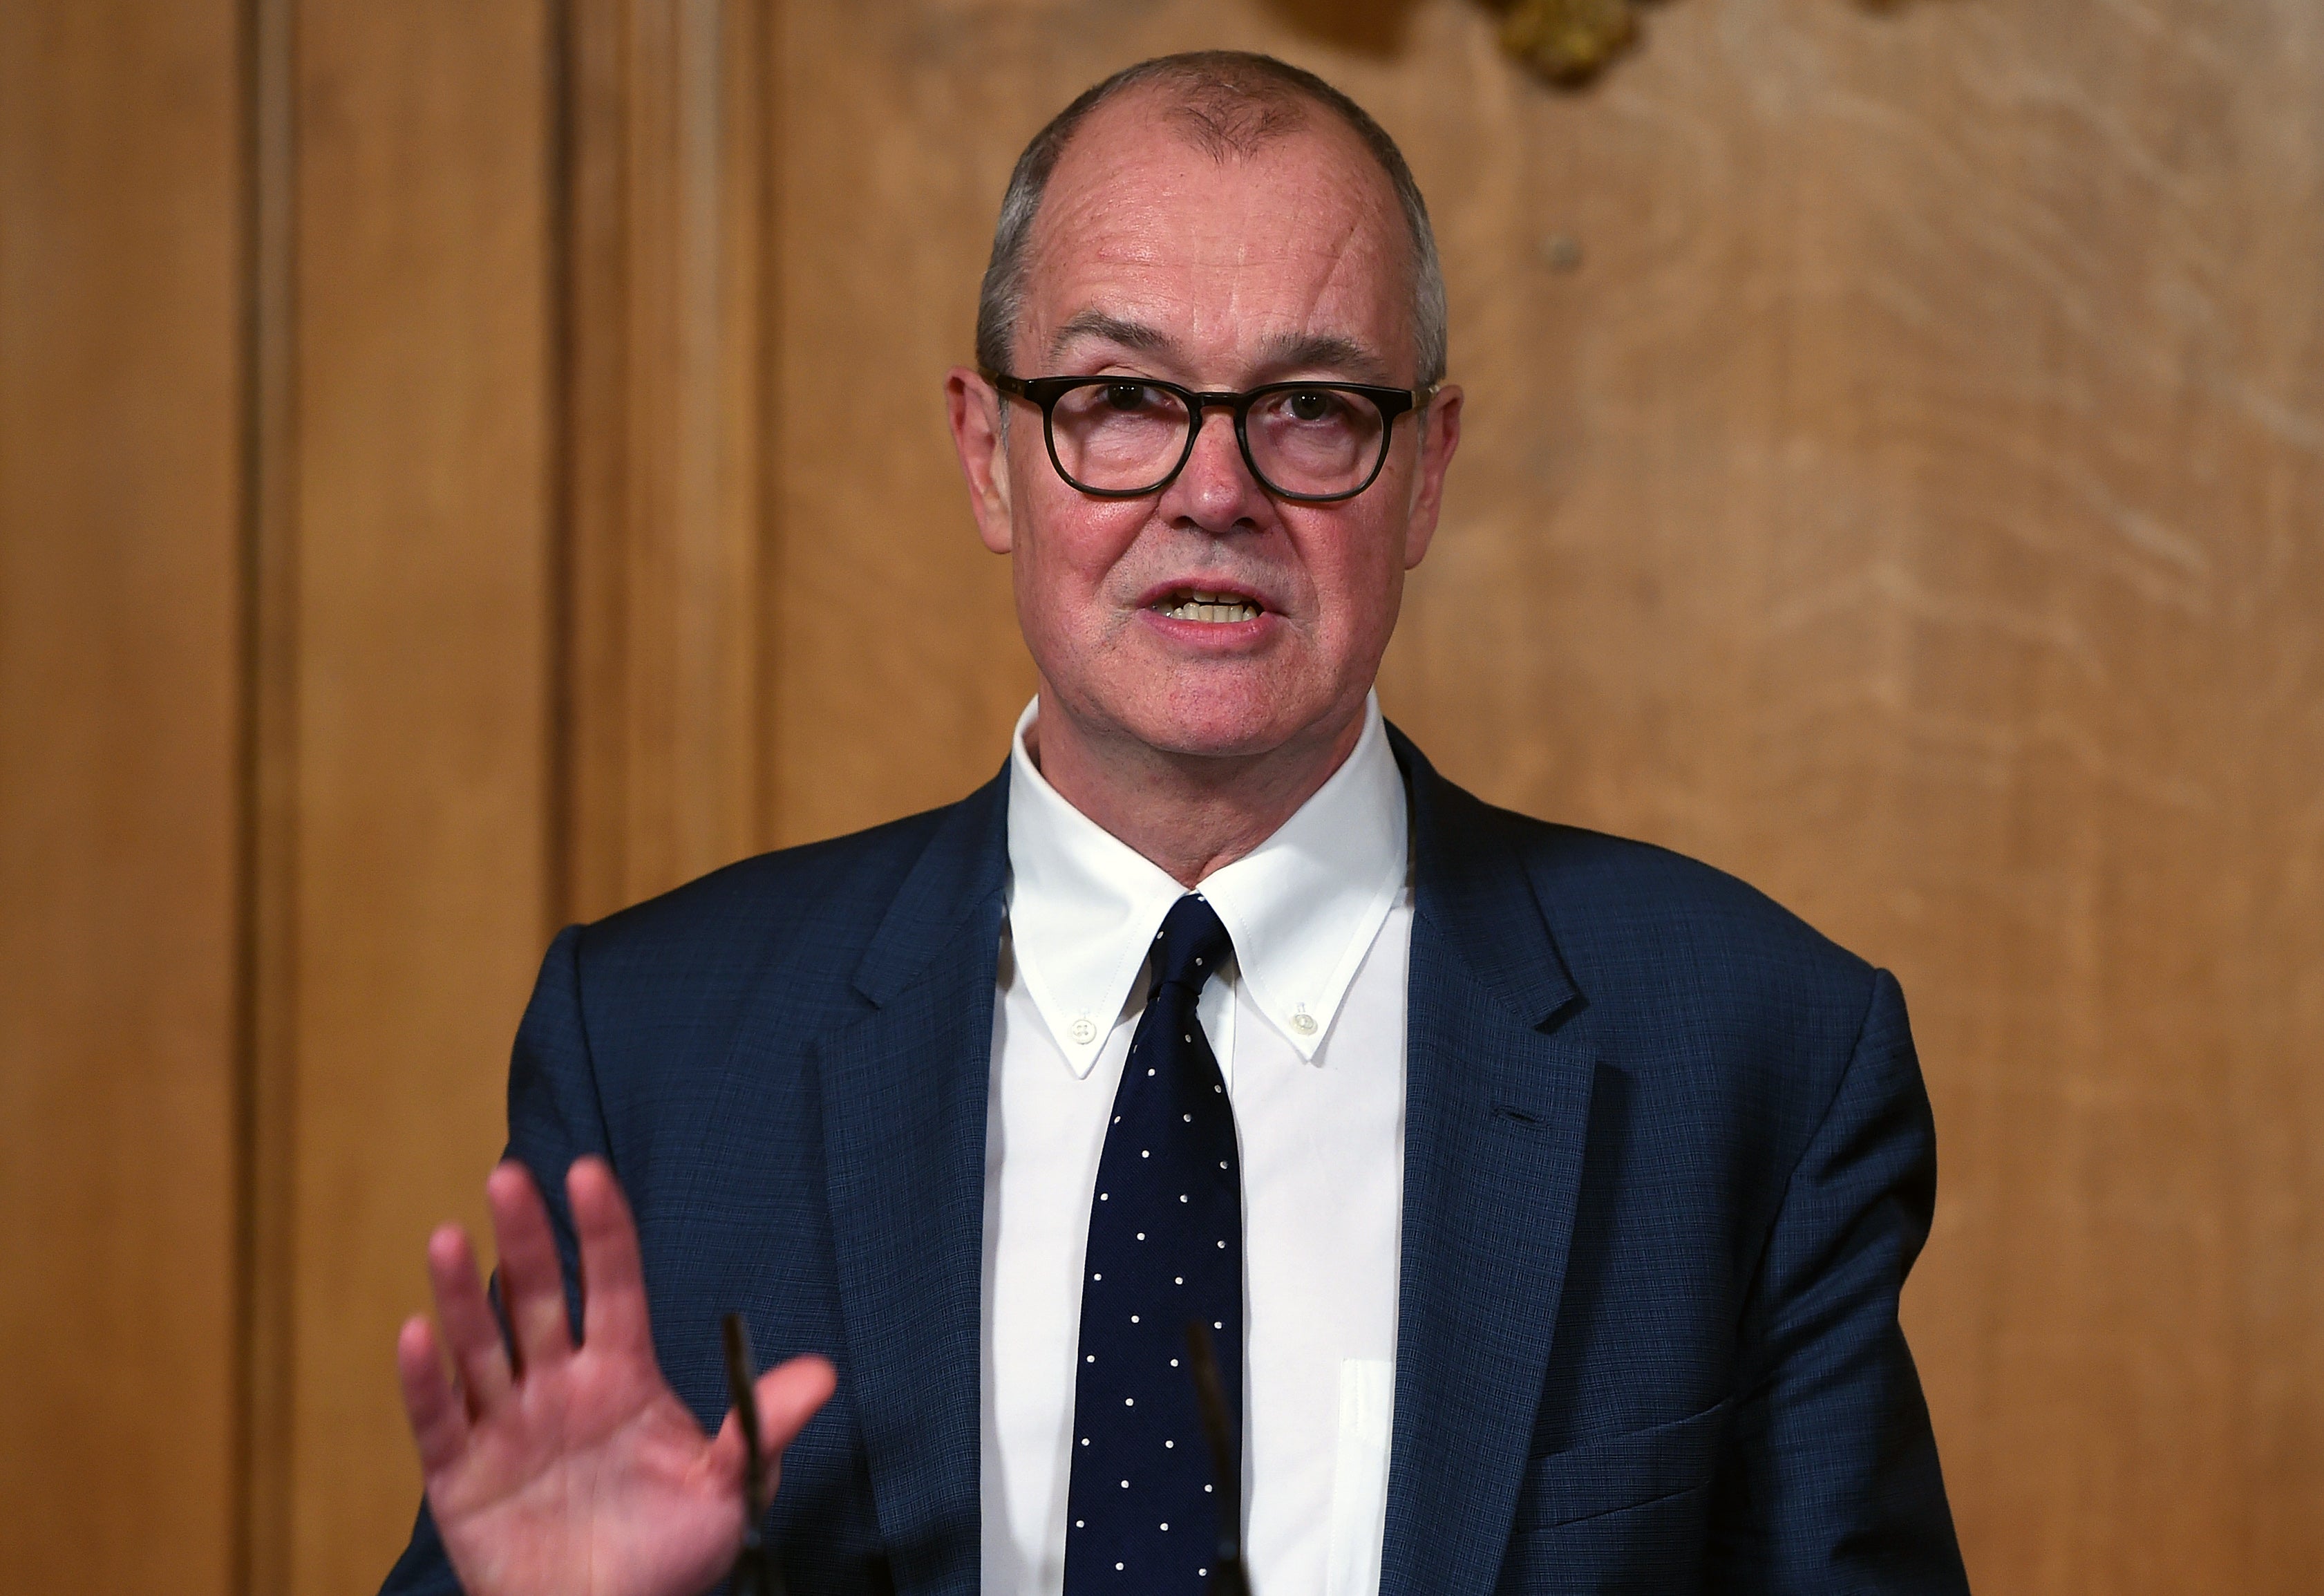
[1027,692,1370,888]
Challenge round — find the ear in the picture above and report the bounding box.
[946,366,1016,554]
[1399,384,1464,570]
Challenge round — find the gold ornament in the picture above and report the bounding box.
[1487,0,1927,88]
[1494,0,1642,84]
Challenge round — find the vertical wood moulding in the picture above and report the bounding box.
[746,0,781,848]
[712,0,770,865]
[562,0,632,922]
[279,0,556,1575]
[1,1,245,1586]
[237,0,300,1588]
[545,0,578,946]
[561,0,768,923]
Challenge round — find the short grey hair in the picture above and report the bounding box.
[974,52,1449,388]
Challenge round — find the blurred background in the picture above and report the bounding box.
[3,0,2319,1590]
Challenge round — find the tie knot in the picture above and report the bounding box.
[1151,894,1233,995]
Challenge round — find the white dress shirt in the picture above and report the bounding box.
[980,692,1411,1596]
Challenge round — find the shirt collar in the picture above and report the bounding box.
[1004,691,1408,1076]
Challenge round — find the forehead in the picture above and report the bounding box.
[1021,91,1415,375]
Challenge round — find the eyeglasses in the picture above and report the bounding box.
[985,370,1437,503]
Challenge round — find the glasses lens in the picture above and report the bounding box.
[1246,387,1386,499]
[1048,380,1191,494]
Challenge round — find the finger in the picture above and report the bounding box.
[710,1355,838,1512]
[752,1355,838,1457]
[426,1222,512,1411]
[396,1314,470,1474]
[569,1156,652,1359]
[487,1161,574,1375]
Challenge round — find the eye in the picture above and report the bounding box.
[1284,388,1343,423]
[1103,382,1160,413]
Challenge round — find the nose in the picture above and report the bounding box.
[1157,402,1269,534]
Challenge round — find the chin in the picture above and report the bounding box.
[1124,677,1343,762]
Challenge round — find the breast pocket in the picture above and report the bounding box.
[1511,1396,1732,1534]
[1494,1400,1732,1595]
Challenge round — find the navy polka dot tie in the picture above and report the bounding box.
[1064,894,1242,1593]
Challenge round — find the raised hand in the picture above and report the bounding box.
[395,1158,836,1596]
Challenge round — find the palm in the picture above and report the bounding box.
[397,1159,835,1596]
[420,1339,732,1596]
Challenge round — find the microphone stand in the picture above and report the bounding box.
[719,1310,1253,1596]
[1183,1320,1254,1596]
[721,1313,785,1596]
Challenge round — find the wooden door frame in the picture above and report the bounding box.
[236,3,778,1588]
[556,0,778,926]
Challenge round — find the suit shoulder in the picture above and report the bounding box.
[1393,729,1871,1004]
[1522,814,1861,966]
[1481,803,1881,1042]
[570,798,967,982]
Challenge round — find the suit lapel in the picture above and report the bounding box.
[1379,732,1599,1596]
[814,774,1008,1596]
[800,738,1595,1594]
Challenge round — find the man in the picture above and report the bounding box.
[383,51,1969,1596]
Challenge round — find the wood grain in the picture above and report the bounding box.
[242,3,299,1588]
[270,1,557,1588]
[563,0,772,921]
[0,3,244,1592]
[768,0,1041,843]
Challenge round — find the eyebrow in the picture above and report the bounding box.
[1048,311,1177,364]
[1254,330,1392,385]
[1044,312,1395,386]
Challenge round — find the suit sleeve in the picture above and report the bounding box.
[1707,968,1973,1594]
[377,923,608,1596]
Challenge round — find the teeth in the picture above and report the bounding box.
[1158,591,1261,623]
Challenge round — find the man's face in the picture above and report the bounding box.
[950,95,1462,768]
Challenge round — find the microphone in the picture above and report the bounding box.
[717,1308,1254,1595]
[721,1313,785,1596]
[1182,1320,1254,1596]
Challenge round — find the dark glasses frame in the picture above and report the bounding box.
[984,369,1439,504]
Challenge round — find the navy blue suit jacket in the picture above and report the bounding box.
[384,730,1969,1595]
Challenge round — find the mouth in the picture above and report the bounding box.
[1147,587,1267,625]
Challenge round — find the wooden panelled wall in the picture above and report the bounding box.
[3,1,2317,1593]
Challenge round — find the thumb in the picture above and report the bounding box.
[712,1353,838,1512]
[750,1354,838,1461]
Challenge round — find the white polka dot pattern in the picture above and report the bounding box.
[1062,894,1241,1593]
